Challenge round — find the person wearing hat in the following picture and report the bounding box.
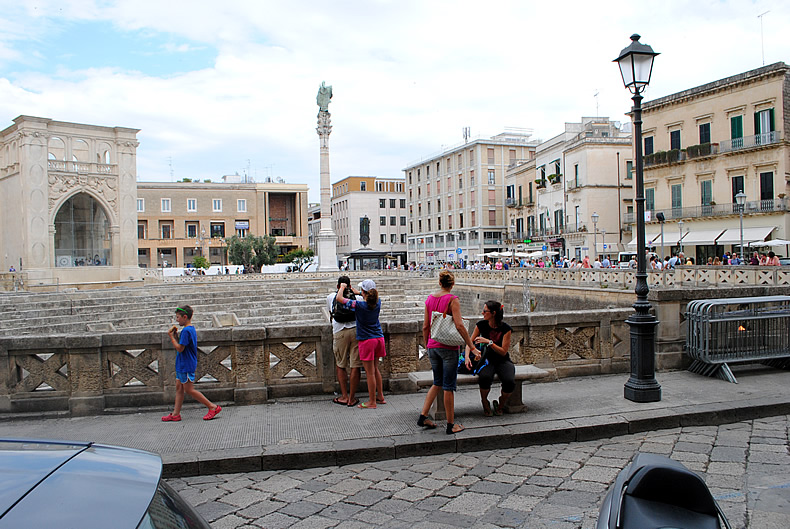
[336,278,386,409]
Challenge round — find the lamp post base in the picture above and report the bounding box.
[624,313,662,402]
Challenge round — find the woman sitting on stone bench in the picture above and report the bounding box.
[465,300,514,416]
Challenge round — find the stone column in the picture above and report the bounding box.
[316,110,339,271]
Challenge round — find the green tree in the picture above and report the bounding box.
[192,255,210,269]
[284,248,315,271]
[226,235,279,272]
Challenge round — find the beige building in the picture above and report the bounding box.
[331,176,407,268]
[506,118,633,261]
[636,62,789,263]
[307,202,321,254]
[137,178,308,268]
[404,131,538,265]
[0,115,140,285]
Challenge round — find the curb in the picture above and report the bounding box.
[161,395,790,478]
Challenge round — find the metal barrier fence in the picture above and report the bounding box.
[686,296,790,382]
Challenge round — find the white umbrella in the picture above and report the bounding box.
[750,239,790,247]
[486,251,501,257]
[514,252,531,258]
[498,251,513,257]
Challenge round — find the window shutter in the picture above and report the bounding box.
[769,108,775,132]
[754,112,760,135]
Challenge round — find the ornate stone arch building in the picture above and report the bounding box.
[0,115,141,285]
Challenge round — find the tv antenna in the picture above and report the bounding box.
[594,89,600,117]
[462,127,470,143]
[758,10,769,65]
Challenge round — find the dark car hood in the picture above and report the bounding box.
[0,439,161,529]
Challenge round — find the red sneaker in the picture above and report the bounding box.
[161,414,181,422]
[203,405,221,420]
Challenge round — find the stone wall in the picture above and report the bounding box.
[0,307,633,416]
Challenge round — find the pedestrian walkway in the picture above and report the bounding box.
[1,366,788,478]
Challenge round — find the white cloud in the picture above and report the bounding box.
[0,0,789,200]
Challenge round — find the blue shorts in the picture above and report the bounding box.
[176,372,196,384]
[428,347,460,391]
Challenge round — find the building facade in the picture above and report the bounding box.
[307,202,321,255]
[331,176,407,268]
[136,178,308,268]
[635,62,789,263]
[0,115,140,284]
[506,118,633,261]
[404,131,538,265]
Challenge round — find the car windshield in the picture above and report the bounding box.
[137,481,210,529]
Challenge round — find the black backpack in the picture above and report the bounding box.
[331,288,356,323]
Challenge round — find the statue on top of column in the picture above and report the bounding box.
[316,81,333,112]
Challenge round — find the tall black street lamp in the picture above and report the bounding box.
[615,34,662,402]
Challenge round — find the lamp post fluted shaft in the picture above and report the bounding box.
[624,88,662,402]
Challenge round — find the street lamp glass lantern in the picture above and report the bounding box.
[614,34,659,93]
[735,191,746,206]
[591,212,599,225]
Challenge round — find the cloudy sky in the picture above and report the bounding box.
[1,0,788,201]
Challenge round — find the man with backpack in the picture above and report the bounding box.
[327,275,362,407]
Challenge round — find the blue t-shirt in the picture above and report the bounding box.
[344,299,383,341]
[175,325,198,373]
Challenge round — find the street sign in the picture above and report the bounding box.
[447,252,457,261]
[456,248,462,254]
[542,245,547,251]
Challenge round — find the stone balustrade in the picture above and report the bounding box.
[0,308,633,417]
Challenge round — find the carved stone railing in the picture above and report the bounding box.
[449,267,790,288]
[0,308,633,416]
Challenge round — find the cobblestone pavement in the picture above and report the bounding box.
[169,415,790,529]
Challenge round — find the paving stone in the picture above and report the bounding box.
[413,495,451,511]
[526,474,565,487]
[436,484,465,497]
[212,514,251,529]
[220,488,273,508]
[252,512,300,529]
[296,480,330,492]
[326,478,373,495]
[535,466,574,478]
[671,450,709,463]
[371,479,407,492]
[303,490,346,506]
[637,443,673,455]
[353,508,393,524]
[451,454,480,468]
[482,506,528,528]
[440,491,500,515]
[513,483,554,498]
[428,464,467,481]
[278,500,326,519]
[346,488,393,506]
[255,475,304,493]
[392,485,433,502]
[318,501,365,520]
[369,498,413,514]
[467,464,497,478]
[546,489,601,508]
[236,499,288,519]
[498,464,539,477]
[498,494,542,512]
[355,468,391,482]
[389,470,424,484]
[412,476,448,491]
[707,461,745,475]
[195,500,239,523]
[709,446,747,462]
[288,515,339,529]
[219,477,257,493]
[557,479,608,494]
[674,441,714,454]
[469,479,518,496]
[570,465,620,484]
[453,475,480,487]
[274,488,314,503]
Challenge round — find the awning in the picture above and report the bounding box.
[715,226,776,245]
[678,229,725,246]
[654,231,684,245]
[626,233,661,249]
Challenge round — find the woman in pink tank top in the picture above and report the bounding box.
[418,271,476,434]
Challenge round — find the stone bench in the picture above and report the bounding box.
[408,364,554,421]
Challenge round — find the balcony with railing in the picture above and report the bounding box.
[48,160,117,175]
[719,131,782,153]
[623,198,790,225]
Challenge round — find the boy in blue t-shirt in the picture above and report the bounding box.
[162,305,221,422]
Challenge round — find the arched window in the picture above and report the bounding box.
[97,142,112,165]
[73,139,89,162]
[54,193,112,267]
[48,137,65,161]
